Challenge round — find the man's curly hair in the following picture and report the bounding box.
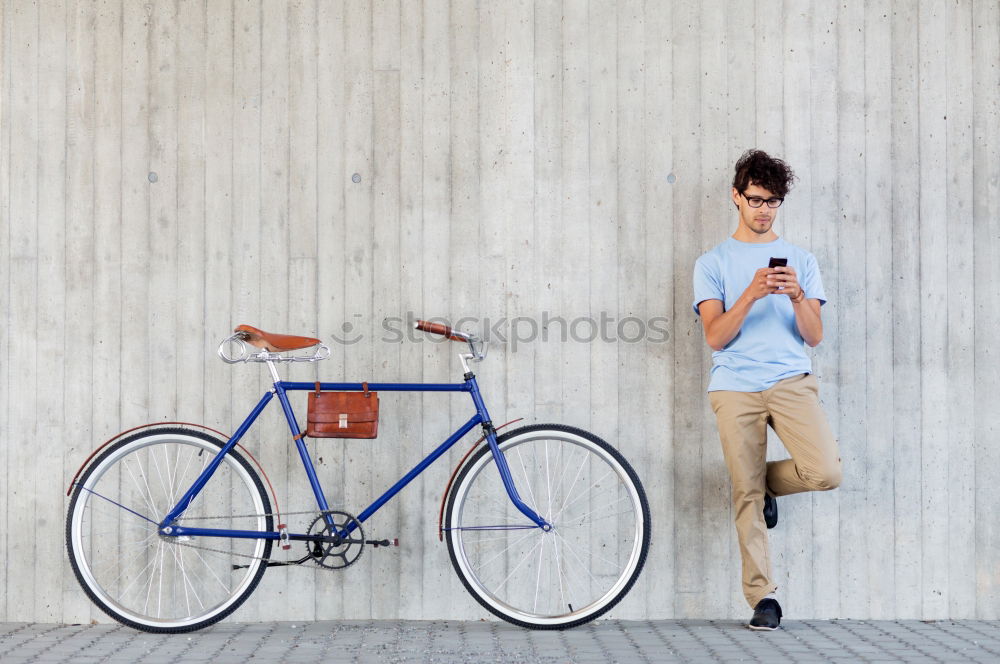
[732,149,796,199]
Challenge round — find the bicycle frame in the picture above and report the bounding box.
[160,369,550,543]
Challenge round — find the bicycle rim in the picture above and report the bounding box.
[66,429,272,632]
[446,425,650,628]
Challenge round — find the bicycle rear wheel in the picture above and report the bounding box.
[66,427,273,633]
[444,424,650,629]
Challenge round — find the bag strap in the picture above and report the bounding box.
[313,381,372,396]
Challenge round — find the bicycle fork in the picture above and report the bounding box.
[465,372,551,531]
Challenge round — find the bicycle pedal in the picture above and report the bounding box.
[367,538,399,548]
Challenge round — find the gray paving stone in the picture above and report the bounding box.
[1,620,1000,662]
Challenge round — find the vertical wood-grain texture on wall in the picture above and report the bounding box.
[2,0,998,622]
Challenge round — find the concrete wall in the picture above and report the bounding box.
[2,0,999,622]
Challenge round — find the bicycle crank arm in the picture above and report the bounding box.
[232,552,315,570]
[285,533,365,545]
[368,538,400,548]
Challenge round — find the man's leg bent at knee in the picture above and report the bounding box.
[764,374,842,497]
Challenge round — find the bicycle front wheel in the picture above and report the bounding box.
[445,424,650,629]
[66,427,273,633]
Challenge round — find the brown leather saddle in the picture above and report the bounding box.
[234,325,321,352]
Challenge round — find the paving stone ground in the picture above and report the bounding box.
[2,619,999,663]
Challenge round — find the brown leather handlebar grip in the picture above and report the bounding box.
[414,320,468,342]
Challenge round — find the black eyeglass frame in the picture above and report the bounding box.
[740,191,784,209]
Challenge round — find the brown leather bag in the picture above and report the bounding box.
[306,382,379,439]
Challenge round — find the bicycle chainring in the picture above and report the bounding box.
[306,511,365,570]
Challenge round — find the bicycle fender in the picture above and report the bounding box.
[437,418,523,542]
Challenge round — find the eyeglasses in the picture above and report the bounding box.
[741,192,784,208]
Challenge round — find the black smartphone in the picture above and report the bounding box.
[768,257,787,268]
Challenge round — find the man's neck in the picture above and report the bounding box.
[732,227,778,243]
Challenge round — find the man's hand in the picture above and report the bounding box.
[744,267,780,302]
[767,266,803,301]
[701,268,778,351]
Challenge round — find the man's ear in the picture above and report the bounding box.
[732,187,741,209]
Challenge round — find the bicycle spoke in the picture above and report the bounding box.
[177,447,213,517]
[544,440,553,518]
[553,467,616,522]
[469,528,540,573]
[88,531,159,584]
[98,542,154,600]
[150,450,172,520]
[140,542,160,617]
[175,545,218,614]
[533,534,546,614]
[161,445,178,511]
[490,536,545,596]
[121,458,162,522]
[171,445,200,511]
[547,452,588,524]
[553,529,622,576]
[560,495,634,527]
[551,523,568,613]
[450,530,533,543]
[187,544,234,595]
[564,508,637,526]
[156,541,168,618]
[167,542,195,616]
[550,534,602,592]
[541,535,593,608]
[549,445,588,519]
[513,448,541,517]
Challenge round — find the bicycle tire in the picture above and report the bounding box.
[66,427,273,633]
[444,424,650,629]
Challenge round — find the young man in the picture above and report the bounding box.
[692,149,842,630]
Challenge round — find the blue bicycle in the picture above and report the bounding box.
[66,321,650,632]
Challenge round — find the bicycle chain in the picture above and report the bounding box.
[167,509,341,570]
[175,508,322,521]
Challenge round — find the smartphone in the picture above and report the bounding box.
[768,257,787,268]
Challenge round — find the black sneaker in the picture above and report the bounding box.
[748,598,782,631]
[763,492,778,529]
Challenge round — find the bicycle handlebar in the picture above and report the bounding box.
[414,320,472,342]
[414,319,487,369]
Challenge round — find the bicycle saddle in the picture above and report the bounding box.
[235,325,321,352]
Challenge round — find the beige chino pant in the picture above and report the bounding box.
[709,373,841,608]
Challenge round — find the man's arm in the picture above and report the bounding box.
[698,267,778,351]
[769,266,823,346]
[791,298,823,346]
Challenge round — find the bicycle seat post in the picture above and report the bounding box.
[265,357,281,384]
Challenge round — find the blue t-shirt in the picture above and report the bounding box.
[692,237,826,392]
